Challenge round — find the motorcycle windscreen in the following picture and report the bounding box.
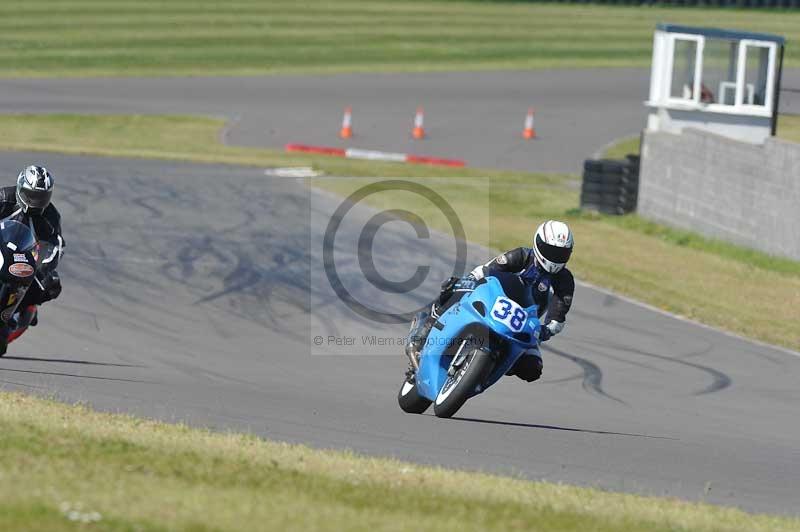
[486,271,536,309]
[0,220,36,253]
[0,220,38,324]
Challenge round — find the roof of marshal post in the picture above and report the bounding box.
[656,23,786,45]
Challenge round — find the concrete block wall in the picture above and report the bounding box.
[638,128,800,261]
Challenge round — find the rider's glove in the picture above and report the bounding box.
[40,271,62,303]
[539,326,552,342]
[539,320,565,343]
[469,265,485,281]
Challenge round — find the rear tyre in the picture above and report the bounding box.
[398,376,432,414]
[433,349,494,418]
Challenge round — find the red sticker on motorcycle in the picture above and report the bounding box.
[8,263,34,277]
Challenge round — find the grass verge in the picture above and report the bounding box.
[1,113,798,351]
[0,390,798,531]
[0,0,799,77]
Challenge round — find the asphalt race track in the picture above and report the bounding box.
[0,151,798,515]
[2,70,797,173]
[2,70,799,174]
[0,70,664,173]
[0,70,700,173]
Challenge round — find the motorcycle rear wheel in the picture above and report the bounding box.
[397,376,432,414]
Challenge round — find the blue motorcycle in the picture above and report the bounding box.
[398,272,542,418]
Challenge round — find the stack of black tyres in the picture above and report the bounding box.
[580,155,640,215]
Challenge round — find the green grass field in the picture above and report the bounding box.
[1,113,797,351]
[0,390,797,532]
[1,0,799,77]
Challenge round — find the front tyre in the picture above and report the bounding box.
[433,349,493,418]
[398,376,432,414]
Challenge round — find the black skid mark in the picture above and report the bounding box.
[675,342,714,360]
[2,356,143,368]
[592,341,732,396]
[56,182,100,215]
[584,349,667,374]
[130,195,165,219]
[543,345,626,404]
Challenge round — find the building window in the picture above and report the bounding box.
[670,38,699,102]
[742,43,772,107]
[701,38,738,106]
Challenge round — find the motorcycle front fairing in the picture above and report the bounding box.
[0,220,39,326]
[416,275,541,402]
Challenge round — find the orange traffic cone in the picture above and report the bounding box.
[340,106,353,139]
[522,108,536,140]
[412,107,425,140]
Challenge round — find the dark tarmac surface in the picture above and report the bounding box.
[0,151,798,515]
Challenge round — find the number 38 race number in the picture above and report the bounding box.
[491,297,527,332]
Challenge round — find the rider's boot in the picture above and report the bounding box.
[404,277,461,375]
[21,305,37,327]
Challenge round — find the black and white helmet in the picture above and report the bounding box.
[16,165,54,215]
[533,220,573,273]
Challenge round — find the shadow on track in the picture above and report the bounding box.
[2,356,144,368]
[448,416,677,440]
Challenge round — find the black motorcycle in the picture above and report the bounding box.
[0,219,56,355]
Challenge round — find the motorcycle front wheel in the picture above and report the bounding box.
[433,348,493,418]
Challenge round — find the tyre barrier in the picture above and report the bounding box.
[580,154,639,215]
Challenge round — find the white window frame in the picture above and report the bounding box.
[719,81,754,105]
[736,39,776,113]
[647,30,779,119]
[665,33,704,106]
[699,38,742,112]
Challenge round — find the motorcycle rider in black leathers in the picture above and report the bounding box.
[0,165,64,353]
[405,220,574,383]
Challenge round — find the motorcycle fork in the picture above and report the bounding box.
[447,336,494,377]
[447,340,469,376]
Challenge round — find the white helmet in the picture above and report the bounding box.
[533,220,573,273]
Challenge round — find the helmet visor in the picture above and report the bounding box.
[21,188,52,210]
[535,234,572,265]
